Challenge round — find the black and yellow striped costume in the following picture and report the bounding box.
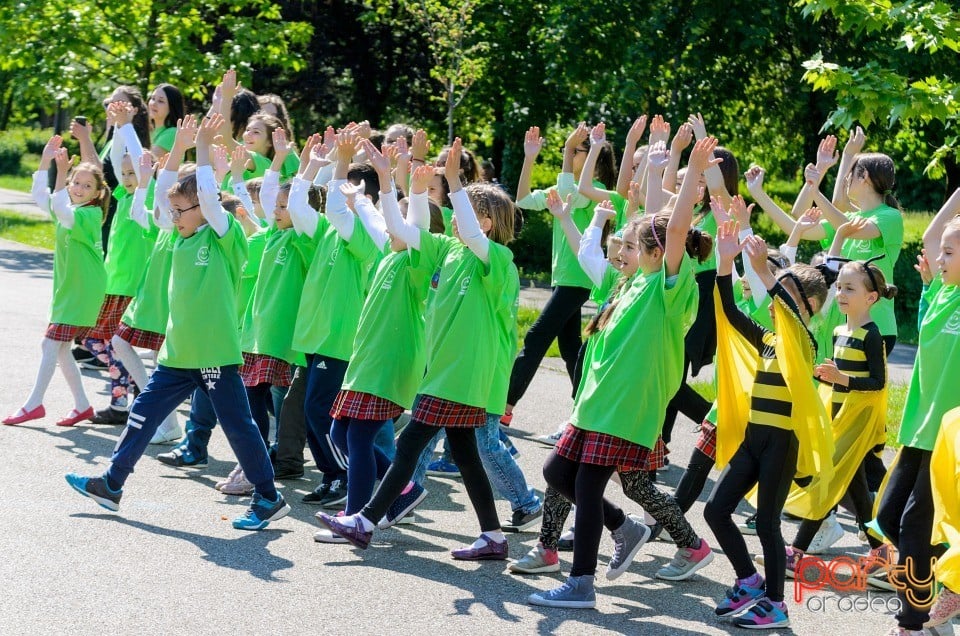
[826,322,887,417]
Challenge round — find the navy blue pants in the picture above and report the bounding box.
[303,354,349,484]
[107,365,277,499]
[183,388,217,459]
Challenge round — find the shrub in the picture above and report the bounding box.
[0,135,26,175]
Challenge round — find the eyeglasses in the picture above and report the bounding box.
[171,204,200,221]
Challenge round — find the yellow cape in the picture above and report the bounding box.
[713,289,834,505]
[931,406,960,591]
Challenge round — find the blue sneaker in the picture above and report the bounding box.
[378,483,428,529]
[731,597,789,629]
[156,445,207,468]
[232,493,291,531]
[715,577,766,617]
[65,474,122,511]
[426,458,461,478]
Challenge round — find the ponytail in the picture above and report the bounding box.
[584,276,628,337]
[685,228,714,264]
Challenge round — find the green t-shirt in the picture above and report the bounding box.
[486,260,521,414]
[158,215,248,368]
[121,230,176,334]
[898,277,960,450]
[104,185,159,297]
[820,204,903,336]
[693,209,718,274]
[590,264,622,306]
[280,153,300,182]
[238,229,267,322]
[571,256,698,447]
[441,206,455,237]
[50,205,107,326]
[415,232,517,408]
[342,247,434,408]
[151,126,176,153]
[240,226,316,365]
[293,218,379,359]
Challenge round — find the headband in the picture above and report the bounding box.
[776,271,815,318]
[650,217,664,252]
[828,254,886,294]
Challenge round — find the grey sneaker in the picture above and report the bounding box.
[503,506,543,533]
[508,542,560,574]
[655,538,715,581]
[606,515,651,580]
[527,575,596,608]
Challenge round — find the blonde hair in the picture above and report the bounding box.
[464,183,515,245]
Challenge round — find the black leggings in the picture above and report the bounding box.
[361,421,500,532]
[704,424,798,603]
[661,359,712,445]
[675,447,715,513]
[246,382,273,444]
[507,285,589,406]
[876,446,944,630]
[543,451,622,577]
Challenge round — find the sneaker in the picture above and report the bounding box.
[378,483,428,529]
[315,512,373,549]
[313,529,348,544]
[273,465,305,481]
[319,479,348,508]
[509,542,560,574]
[527,575,596,609]
[926,587,960,628]
[558,527,575,551]
[534,429,564,448]
[72,346,94,363]
[56,406,95,427]
[606,515,651,580]
[156,446,208,468]
[426,458,461,478]
[219,467,255,496]
[738,513,758,536]
[232,493,290,530]
[784,546,803,579]
[79,357,108,371]
[715,578,766,617]
[65,474,122,511]
[149,424,183,445]
[451,535,509,560]
[215,464,244,491]
[731,597,790,629]
[503,506,543,533]
[884,628,924,636]
[2,404,45,426]
[89,407,128,425]
[656,538,715,581]
[302,482,332,504]
[863,544,898,592]
[806,512,844,554]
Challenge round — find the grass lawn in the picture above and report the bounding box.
[0,174,33,192]
[517,306,563,358]
[0,209,54,250]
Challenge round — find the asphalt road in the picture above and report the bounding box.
[0,237,944,636]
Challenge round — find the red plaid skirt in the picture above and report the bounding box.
[331,389,404,422]
[411,394,486,428]
[115,322,165,351]
[642,436,668,472]
[45,323,91,342]
[86,295,132,340]
[240,352,292,388]
[555,424,651,472]
[694,421,717,461]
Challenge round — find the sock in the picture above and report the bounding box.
[259,486,279,502]
[104,473,123,493]
[474,530,506,548]
[738,572,763,588]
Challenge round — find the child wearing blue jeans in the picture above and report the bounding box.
[66,114,289,531]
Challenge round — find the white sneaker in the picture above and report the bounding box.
[535,424,567,447]
[149,423,183,445]
[806,512,844,554]
[215,464,244,492]
[313,529,348,543]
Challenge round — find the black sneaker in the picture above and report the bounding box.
[558,527,575,551]
[503,506,543,532]
[272,466,305,481]
[79,357,109,371]
[302,483,332,504]
[90,407,128,425]
[319,479,349,509]
[156,446,208,468]
[65,474,122,511]
[71,346,95,364]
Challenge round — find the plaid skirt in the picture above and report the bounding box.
[694,421,717,461]
[330,389,404,422]
[45,323,91,342]
[240,352,292,388]
[86,295,132,340]
[555,424,651,472]
[115,322,165,351]
[643,436,668,472]
[411,394,486,429]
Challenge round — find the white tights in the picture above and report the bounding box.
[110,335,179,435]
[23,338,89,412]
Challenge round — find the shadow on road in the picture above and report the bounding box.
[0,245,53,279]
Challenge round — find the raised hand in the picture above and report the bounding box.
[410,164,434,194]
[524,126,544,159]
[272,128,292,164]
[648,115,670,146]
[627,180,642,209]
[744,165,765,192]
[339,180,364,207]
[843,126,866,157]
[687,136,722,174]
[221,69,239,101]
[716,218,744,263]
[687,112,708,140]
[360,138,391,176]
[197,113,224,146]
[109,102,134,127]
[70,119,92,143]
[647,140,670,170]
[837,215,869,238]
[729,194,754,227]
[230,145,250,178]
[335,129,359,164]
[915,248,933,285]
[444,137,464,189]
[411,128,430,162]
[743,234,770,273]
[545,189,572,220]
[593,199,617,224]
[53,147,71,174]
[670,122,694,155]
[564,122,589,153]
[816,135,839,171]
[211,144,230,177]
[797,207,824,233]
[625,116,648,147]
[395,136,411,162]
[41,135,63,164]
[174,115,199,151]
[590,122,606,146]
[382,144,400,168]
[710,195,732,224]
[210,83,223,116]
[138,153,156,184]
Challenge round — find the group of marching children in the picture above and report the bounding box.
[6,68,960,635]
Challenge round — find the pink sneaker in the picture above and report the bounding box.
[215,464,243,491]
[926,586,960,628]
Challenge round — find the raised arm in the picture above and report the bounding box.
[790,136,838,222]
[578,123,618,203]
[382,164,431,250]
[663,122,693,193]
[446,137,488,262]
[194,114,230,237]
[689,113,732,209]
[394,135,411,198]
[616,116,647,197]
[645,141,670,215]
[833,126,865,211]
[70,119,99,168]
[322,130,358,241]
[716,219,769,348]
[577,199,617,288]
[33,136,60,214]
[545,189,581,257]
[129,153,155,230]
[516,126,543,203]
[666,136,721,276]
[923,187,960,272]
[51,148,76,228]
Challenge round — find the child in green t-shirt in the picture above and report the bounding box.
[318,137,517,559]
[875,194,960,633]
[147,83,185,156]
[4,136,108,428]
[65,113,289,532]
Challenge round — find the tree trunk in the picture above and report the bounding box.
[447,80,455,145]
[141,2,160,93]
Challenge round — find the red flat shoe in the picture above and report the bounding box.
[56,406,95,427]
[3,405,45,425]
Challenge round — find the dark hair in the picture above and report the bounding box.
[714,147,740,198]
[586,139,617,190]
[851,153,900,211]
[231,89,260,139]
[368,130,385,151]
[256,94,294,141]
[111,85,151,148]
[245,176,263,198]
[398,197,446,234]
[167,171,198,203]
[347,163,380,205]
[310,184,326,211]
[438,145,481,184]
[220,193,242,218]
[841,261,898,300]
[153,83,185,130]
[245,113,283,159]
[627,211,714,263]
[778,263,829,316]
[584,276,628,336]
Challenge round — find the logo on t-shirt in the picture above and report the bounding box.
[328,244,340,266]
[945,308,960,336]
[196,246,211,266]
[458,276,471,296]
[430,268,441,290]
[275,246,289,265]
[200,367,220,391]
[381,269,397,291]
